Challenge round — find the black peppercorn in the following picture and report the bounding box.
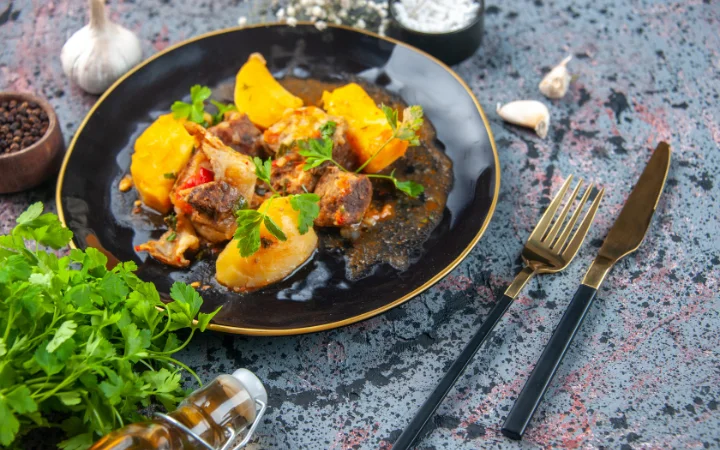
[0,98,50,154]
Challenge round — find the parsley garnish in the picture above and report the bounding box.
[171,86,238,127]
[367,169,425,198]
[163,172,176,179]
[289,193,321,234]
[297,137,348,172]
[253,156,274,185]
[171,84,212,125]
[164,212,178,230]
[166,231,177,242]
[0,203,220,448]
[320,120,337,139]
[233,159,321,256]
[210,100,237,125]
[234,205,287,257]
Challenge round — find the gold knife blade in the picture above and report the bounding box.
[582,142,671,288]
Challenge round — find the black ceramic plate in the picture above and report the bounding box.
[56,24,499,336]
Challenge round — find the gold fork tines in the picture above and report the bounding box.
[505,176,604,298]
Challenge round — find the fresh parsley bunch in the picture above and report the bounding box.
[0,204,220,449]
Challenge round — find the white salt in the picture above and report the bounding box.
[393,0,480,33]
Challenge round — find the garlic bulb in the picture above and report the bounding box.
[496,100,550,139]
[61,0,142,94]
[539,55,572,99]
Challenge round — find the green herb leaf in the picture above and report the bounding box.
[396,105,424,146]
[210,100,238,125]
[58,433,94,450]
[11,205,73,249]
[6,386,37,414]
[171,101,192,120]
[163,172,176,179]
[56,391,82,406]
[289,193,321,234]
[0,397,19,446]
[253,157,273,184]
[234,209,263,257]
[166,232,177,242]
[190,103,205,124]
[394,178,425,197]
[381,104,398,131]
[15,202,43,224]
[196,306,222,332]
[320,120,337,139]
[368,170,425,198]
[46,320,77,353]
[190,85,212,104]
[172,85,212,126]
[263,215,287,242]
[169,282,203,321]
[298,138,334,170]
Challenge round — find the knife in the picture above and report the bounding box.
[501,142,672,440]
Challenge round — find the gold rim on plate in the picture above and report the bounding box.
[55,22,501,336]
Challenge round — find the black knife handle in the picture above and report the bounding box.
[501,284,598,440]
[393,294,515,450]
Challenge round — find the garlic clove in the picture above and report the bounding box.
[539,55,572,99]
[496,100,550,139]
[61,0,143,95]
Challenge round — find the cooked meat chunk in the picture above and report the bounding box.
[136,213,199,267]
[332,139,361,172]
[170,149,213,214]
[186,181,243,242]
[208,111,264,157]
[263,106,328,154]
[186,180,242,217]
[271,151,321,195]
[184,122,257,204]
[314,167,372,227]
[262,106,359,166]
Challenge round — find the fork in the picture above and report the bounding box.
[392,176,605,450]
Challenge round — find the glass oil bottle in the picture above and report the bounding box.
[89,369,267,450]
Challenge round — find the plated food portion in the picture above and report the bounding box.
[125,52,445,292]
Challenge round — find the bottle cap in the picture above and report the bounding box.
[232,369,268,405]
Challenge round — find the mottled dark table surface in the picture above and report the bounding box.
[2,0,719,448]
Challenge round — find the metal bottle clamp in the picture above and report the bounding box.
[154,399,267,450]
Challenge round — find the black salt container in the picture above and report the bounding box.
[387,0,484,66]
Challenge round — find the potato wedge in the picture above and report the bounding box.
[321,83,408,173]
[234,53,303,129]
[216,197,317,290]
[130,114,195,214]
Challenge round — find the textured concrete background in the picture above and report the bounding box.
[1,0,719,448]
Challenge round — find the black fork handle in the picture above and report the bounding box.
[392,294,515,450]
[501,284,598,440]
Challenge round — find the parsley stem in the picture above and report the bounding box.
[84,393,107,431]
[154,355,202,385]
[3,303,14,342]
[366,174,394,181]
[332,158,350,172]
[152,305,175,341]
[151,329,196,356]
[355,133,396,173]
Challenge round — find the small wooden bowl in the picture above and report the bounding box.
[0,92,64,194]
